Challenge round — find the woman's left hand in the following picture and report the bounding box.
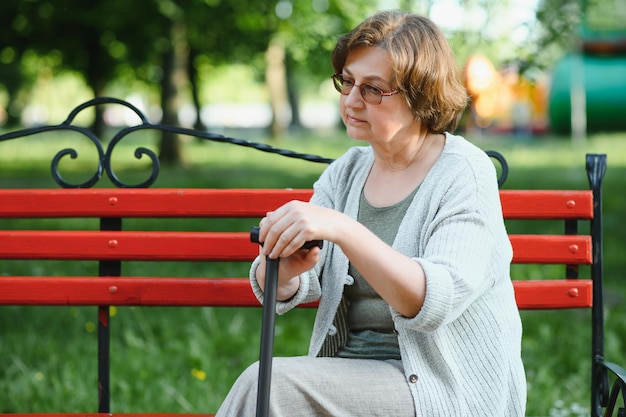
[259,201,339,259]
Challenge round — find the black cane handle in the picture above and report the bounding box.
[250,226,324,250]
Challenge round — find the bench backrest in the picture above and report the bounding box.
[0,187,597,310]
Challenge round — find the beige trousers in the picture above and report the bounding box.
[215,356,415,417]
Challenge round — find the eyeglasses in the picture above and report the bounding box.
[331,73,399,105]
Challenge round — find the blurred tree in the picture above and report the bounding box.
[0,0,277,162]
[183,0,277,131]
[520,0,624,73]
[530,0,582,70]
[264,0,380,135]
[0,49,31,127]
[0,1,170,134]
[582,0,626,34]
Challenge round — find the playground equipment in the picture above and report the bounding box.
[548,47,626,135]
[464,55,548,135]
[547,0,626,134]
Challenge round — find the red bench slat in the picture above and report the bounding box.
[0,277,261,307]
[513,280,592,309]
[0,231,591,264]
[0,276,592,310]
[509,235,592,264]
[499,190,593,219]
[0,189,593,219]
[0,231,258,261]
[0,188,313,218]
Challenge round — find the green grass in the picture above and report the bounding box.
[1,129,625,416]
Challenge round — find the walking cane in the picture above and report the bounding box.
[250,226,323,417]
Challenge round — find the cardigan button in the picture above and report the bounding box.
[409,374,418,383]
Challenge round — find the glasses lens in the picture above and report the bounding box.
[332,74,346,94]
[361,85,383,105]
[331,74,387,105]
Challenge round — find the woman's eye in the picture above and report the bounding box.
[364,85,383,95]
[343,78,355,87]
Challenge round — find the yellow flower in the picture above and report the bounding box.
[35,372,44,381]
[191,368,206,381]
[85,321,96,333]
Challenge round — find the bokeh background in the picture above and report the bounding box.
[1,1,625,416]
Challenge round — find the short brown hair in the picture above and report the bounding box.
[331,11,468,133]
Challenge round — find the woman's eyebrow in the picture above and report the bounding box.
[342,69,390,85]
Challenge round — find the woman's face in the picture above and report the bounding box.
[339,45,418,144]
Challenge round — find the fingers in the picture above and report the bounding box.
[259,202,315,259]
[266,223,308,259]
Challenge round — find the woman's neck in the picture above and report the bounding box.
[364,132,445,207]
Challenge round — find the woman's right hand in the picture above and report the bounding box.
[255,245,321,301]
[254,200,332,300]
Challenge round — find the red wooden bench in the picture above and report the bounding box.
[0,187,602,310]
[0,98,624,416]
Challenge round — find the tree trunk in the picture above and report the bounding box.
[91,82,107,140]
[3,62,26,127]
[85,34,107,140]
[265,37,290,139]
[188,48,206,132]
[159,21,189,165]
[285,53,301,130]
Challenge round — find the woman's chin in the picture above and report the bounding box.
[345,127,370,142]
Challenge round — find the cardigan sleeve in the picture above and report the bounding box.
[249,257,322,315]
[392,150,513,332]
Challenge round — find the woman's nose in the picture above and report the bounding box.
[343,86,365,107]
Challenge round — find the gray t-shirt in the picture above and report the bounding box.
[336,186,418,360]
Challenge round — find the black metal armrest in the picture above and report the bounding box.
[596,359,626,416]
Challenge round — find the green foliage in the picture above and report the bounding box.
[531,0,581,71]
[1,132,625,415]
[583,0,626,33]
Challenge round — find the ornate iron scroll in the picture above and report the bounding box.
[0,111,106,188]
[0,97,508,188]
[0,97,333,188]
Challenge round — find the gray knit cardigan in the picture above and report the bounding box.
[250,133,527,416]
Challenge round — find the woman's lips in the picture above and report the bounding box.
[346,114,366,124]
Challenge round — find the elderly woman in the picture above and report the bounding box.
[215,10,526,416]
